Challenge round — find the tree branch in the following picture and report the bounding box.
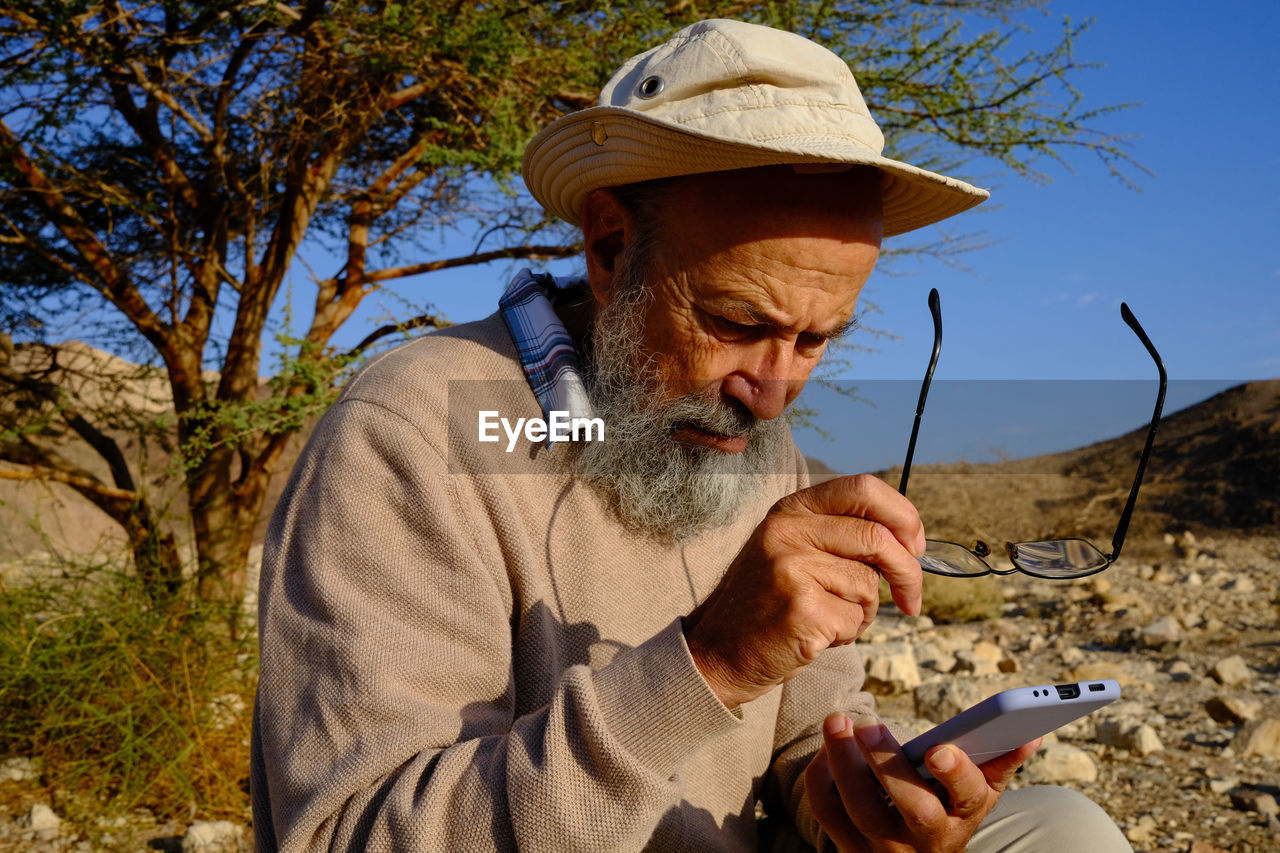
[318,131,445,341]
[248,423,304,490]
[346,310,452,360]
[0,120,168,347]
[0,464,136,502]
[123,57,213,143]
[0,361,138,492]
[362,243,581,287]
[106,78,202,209]
[383,79,432,112]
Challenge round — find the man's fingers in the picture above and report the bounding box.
[848,717,948,834]
[787,473,927,555]
[808,553,880,631]
[689,472,929,707]
[924,745,990,820]
[821,714,1024,853]
[978,738,1042,792]
[781,475,925,616]
[790,512,924,617]
[822,714,905,840]
[804,744,868,853]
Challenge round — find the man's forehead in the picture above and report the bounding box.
[646,172,879,331]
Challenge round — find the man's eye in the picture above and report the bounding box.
[708,314,757,339]
[796,332,827,355]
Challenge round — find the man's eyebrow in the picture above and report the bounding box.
[815,315,859,341]
[720,299,858,341]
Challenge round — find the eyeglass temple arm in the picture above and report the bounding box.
[1108,303,1167,561]
[899,288,942,496]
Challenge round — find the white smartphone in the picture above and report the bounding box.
[902,679,1121,779]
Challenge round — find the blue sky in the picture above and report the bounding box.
[301,2,1278,467]
[870,0,1280,385]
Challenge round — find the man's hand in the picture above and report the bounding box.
[683,474,925,709]
[805,714,1040,853]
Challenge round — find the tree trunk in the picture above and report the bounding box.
[71,487,185,604]
[187,443,272,621]
[118,498,184,603]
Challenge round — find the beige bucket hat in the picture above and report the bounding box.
[523,18,989,237]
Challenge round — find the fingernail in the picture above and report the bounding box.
[853,716,883,747]
[824,714,849,736]
[929,745,958,774]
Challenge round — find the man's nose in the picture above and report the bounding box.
[721,341,807,421]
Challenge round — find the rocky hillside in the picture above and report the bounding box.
[809,379,1280,555]
[861,532,1280,852]
[0,341,306,565]
[807,380,1280,851]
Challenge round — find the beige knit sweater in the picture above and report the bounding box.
[251,314,877,851]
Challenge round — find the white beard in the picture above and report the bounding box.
[571,245,790,541]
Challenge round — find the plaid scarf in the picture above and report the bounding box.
[498,270,595,428]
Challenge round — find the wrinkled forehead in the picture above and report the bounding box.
[636,167,882,318]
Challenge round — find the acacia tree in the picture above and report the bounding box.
[0,1,1139,612]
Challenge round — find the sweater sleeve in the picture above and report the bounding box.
[252,399,741,852]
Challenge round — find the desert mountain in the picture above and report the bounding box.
[811,379,1280,556]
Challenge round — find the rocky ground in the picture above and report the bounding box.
[867,532,1280,853]
[0,795,250,853]
[1,532,1277,851]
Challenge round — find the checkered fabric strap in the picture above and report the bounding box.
[498,269,595,425]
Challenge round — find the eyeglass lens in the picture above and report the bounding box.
[1008,538,1109,577]
[919,541,990,577]
[920,538,1111,578]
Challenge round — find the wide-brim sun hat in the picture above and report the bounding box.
[523,18,989,238]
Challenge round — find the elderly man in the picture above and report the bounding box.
[251,19,1130,852]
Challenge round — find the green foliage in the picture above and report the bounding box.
[0,2,1141,343]
[178,333,361,473]
[0,563,256,823]
[775,2,1144,186]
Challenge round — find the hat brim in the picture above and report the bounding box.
[523,106,989,238]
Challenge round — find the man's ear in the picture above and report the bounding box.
[581,188,632,307]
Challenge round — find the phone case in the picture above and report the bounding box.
[902,679,1122,778]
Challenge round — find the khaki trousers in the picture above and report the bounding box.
[760,785,1133,852]
[969,786,1132,852]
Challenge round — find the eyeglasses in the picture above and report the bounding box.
[897,288,1167,579]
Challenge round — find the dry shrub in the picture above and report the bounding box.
[879,572,1006,623]
[0,560,255,825]
[920,573,1005,623]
